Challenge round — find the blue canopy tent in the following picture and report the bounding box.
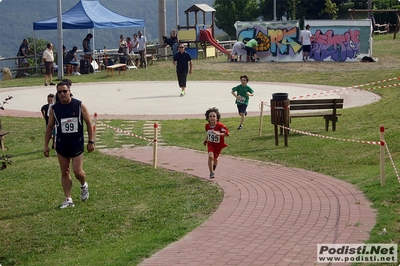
[32,0,145,76]
[33,0,145,30]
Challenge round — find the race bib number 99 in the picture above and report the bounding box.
[207,130,220,143]
[61,117,78,133]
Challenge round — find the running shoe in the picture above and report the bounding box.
[81,183,89,201]
[60,200,75,209]
[210,172,215,179]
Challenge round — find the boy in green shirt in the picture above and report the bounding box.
[231,75,254,130]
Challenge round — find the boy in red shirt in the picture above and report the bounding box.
[203,107,229,179]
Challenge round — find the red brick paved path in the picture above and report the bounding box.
[102,146,375,266]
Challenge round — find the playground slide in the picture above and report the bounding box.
[199,30,230,55]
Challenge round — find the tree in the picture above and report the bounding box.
[260,0,347,21]
[213,0,260,38]
[352,0,368,9]
[373,0,400,9]
[324,0,339,19]
[287,0,301,20]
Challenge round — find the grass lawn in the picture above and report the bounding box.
[1,34,400,265]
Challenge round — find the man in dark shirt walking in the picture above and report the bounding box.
[173,44,193,96]
[44,81,94,208]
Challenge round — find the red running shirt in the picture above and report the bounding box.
[205,122,229,152]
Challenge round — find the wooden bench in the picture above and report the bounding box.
[106,63,126,77]
[290,98,344,131]
[0,131,10,150]
[64,63,75,75]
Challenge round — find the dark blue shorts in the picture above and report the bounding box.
[56,138,84,158]
[237,104,248,114]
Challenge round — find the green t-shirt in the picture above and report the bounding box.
[245,39,258,48]
[232,84,254,105]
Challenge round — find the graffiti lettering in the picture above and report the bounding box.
[310,29,359,62]
[235,22,367,62]
[268,27,302,56]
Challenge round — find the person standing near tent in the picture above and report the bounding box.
[118,34,126,53]
[43,43,55,86]
[126,37,133,53]
[82,33,93,54]
[137,31,147,68]
[132,33,139,54]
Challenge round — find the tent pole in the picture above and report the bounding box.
[92,29,95,51]
[159,0,167,57]
[34,31,38,76]
[57,0,64,80]
[176,0,179,28]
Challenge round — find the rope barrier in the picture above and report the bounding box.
[366,82,400,91]
[259,81,400,113]
[277,125,381,145]
[97,121,153,142]
[260,82,400,109]
[348,76,399,88]
[278,124,400,186]
[259,84,400,110]
[259,77,400,103]
[291,76,399,99]
[258,77,400,186]
[385,142,400,183]
[94,113,159,169]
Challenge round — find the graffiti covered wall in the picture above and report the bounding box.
[234,20,371,62]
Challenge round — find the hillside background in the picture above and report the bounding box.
[0,0,221,58]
